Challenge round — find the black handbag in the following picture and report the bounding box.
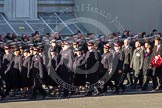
[146,68,153,76]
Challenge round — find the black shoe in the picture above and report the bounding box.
[10,93,15,97]
[61,95,69,99]
[1,93,6,99]
[102,89,107,94]
[137,85,142,89]
[5,92,9,96]
[120,87,126,93]
[121,85,126,90]
[62,92,69,98]
[113,90,119,94]
[141,87,147,91]
[131,85,137,89]
[41,94,47,99]
[30,96,36,100]
[85,91,92,96]
[30,94,37,100]
[127,84,134,87]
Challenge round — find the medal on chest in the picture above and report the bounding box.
[135,52,140,57]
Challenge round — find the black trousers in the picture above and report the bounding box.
[111,70,123,92]
[142,75,157,90]
[124,64,133,85]
[155,67,162,89]
[31,77,46,98]
[0,79,5,98]
[133,75,143,88]
[59,71,74,97]
[103,80,114,92]
[32,86,46,98]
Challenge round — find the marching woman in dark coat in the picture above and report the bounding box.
[112,43,125,93]
[47,47,61,95]
[5,48,22,96]
[81,41,102,96]
[73,46,86,87]
[56,41,74,98]
[29,47,46,99]
[38,47,49,88]
[142,44,157,90]
[1,46,13,96]
[21,49,31,97]
[101,44,114,93]
[47,48,61,94]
